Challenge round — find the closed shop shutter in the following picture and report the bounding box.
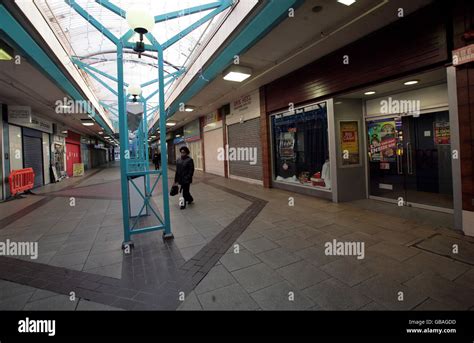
[204,128,224,176]
[23,134,44,187]
[227,118,262,181]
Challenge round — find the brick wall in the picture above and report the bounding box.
[453,0,474,211]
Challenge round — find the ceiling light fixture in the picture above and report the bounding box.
[166,122,176,127]
[364,91,376,96]
[127,8,155,58]
[81,119,94,126]
[127,83,142,102]
[404,80,419,86]
[223,65,252,82]
[184,105,195,112]
[337,0,356,6]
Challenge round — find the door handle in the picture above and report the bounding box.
[407,142,413,175]
[397,150,403,175]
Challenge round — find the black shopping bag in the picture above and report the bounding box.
[170,185,179,196]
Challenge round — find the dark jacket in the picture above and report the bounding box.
[175,156,194,185]
[152,154,161,164]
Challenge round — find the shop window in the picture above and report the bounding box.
[272,102,330,190]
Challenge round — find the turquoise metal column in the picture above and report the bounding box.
[158,46,173,239]
[117,41,132,248]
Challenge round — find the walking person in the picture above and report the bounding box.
[174,146,194,210]
[152,152,161,170]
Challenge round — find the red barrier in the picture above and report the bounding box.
[8,168,35,196]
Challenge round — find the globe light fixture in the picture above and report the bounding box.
[127,83,142,102]
[127,8,155,58]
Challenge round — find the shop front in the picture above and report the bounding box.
[362,82,453,212]
[66,131,81,177]
[7,106,52,188]
[203,111,224,177]
[226,90,262,184]
[270,101,332,199]
[183,120,203,171]
[261,3,468,233]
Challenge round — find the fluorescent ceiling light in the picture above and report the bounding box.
[223,65,252,82]
[184,105,195,112]
[364,91,376,95]
[337,0,356,6]
[98,131,104,135]
[404,80,419,86]
[166,122,176,127]
[82,122,94,126]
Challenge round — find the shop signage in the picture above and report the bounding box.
[339,121,360,166]
[453,44,474,66]
[204,111,219,126]
[9,110,53,134]
[184,120,200,142]
[368,120,397,162]
[434,121,450,145]
[232,94,252,112]
[9,106,32,123]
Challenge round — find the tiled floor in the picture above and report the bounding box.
[1,162,474,311]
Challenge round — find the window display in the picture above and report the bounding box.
[272,102,330,190]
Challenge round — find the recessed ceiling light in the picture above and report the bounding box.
[404,80,419,86]
[364,91,376,95]
[337,0,356,6]
[223,65,252,82]
[81,118,94,126]
[98,131,103,135]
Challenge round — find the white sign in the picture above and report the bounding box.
[9,106,32,124]
[228,90,260,125]
[9,110,53,134]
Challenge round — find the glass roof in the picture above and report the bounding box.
[36,0,232,125]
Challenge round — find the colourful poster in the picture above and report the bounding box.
[434,122,450,145]
[73,163,84,177]
[367,120,397,162]
[340,121,360,166]
[279,132,295,159]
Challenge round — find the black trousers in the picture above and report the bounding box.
[181,183,193,203]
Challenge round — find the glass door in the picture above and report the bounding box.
[367,112,453,210]
[404,111,453,209]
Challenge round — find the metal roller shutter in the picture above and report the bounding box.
[227,118,262,181]
[23,135,44,187]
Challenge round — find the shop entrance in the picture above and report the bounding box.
[367,111,453,211]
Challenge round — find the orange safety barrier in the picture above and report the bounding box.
[8,168,35,196]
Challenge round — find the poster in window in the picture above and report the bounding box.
[434,121,450,145]
[279,131,295,159]
[367,120,397,162]
[340,121,360,166]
